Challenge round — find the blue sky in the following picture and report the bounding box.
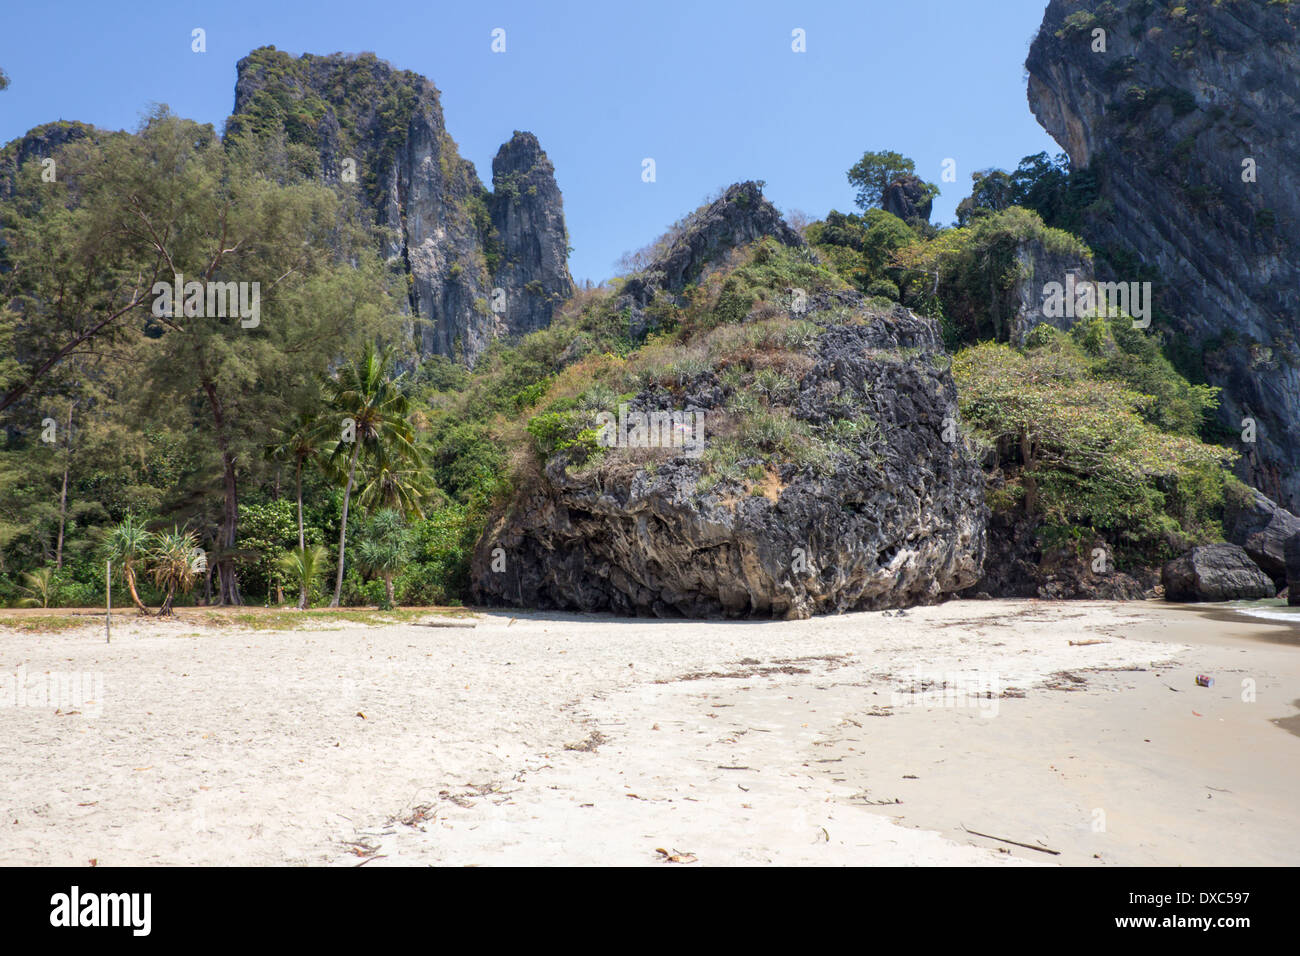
[0,0,1060,284]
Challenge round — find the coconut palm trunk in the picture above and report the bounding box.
[331,440,361,607]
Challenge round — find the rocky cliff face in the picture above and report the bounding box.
[488,132,573,338]
[1026,0,1300,507]
[616,181,805,339]
[228,47,572,364]
[471,187,986,618]
[0,121,95,199]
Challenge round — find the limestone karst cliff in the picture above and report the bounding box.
[471,185,987,618]
[228,47,573,364]
[1026,0,1300,507]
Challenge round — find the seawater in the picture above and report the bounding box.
[1223,598,1300,626]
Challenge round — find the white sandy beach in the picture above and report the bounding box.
[1,600,1297,866]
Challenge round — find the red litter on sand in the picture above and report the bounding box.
[1195,674,1214,688]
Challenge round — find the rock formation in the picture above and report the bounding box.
[1026,0,1300,507]
[1162,543,1276,602]
[1285,533,1300,606]
[1223,486,1300,586]
[616,182,805,339]
[881,174,934,224]
[471,186,986,618]
[0,121,95,199]
[228,47,573,364]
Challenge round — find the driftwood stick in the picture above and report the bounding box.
[960,824,1061,855]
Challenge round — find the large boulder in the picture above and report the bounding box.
[472,300,987,619]
[1162,544,1276,603]
[1223,486,1300,586]
[1286,533,1300,607]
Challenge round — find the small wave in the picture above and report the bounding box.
[1225,600,1300,625]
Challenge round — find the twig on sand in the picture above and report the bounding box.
[960,824,1061,855]
[354,854,387,867]
[1069,639,1109,646]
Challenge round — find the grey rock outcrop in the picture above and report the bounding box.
[488,132,573,338]
[472,187,986,618]
[881,174,934,224]
[228,47,572,364]
[1026,0,1300,507]
[1162,543,1276,602]
[1006,241,1094,344]
[616,182,804,338]
[1285,533,1300,606]
[1223,486,1300,586]
[472,304,985,618]
[0,120,95,199]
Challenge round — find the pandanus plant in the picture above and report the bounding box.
[104,513,152,615]
[149,528,207,616]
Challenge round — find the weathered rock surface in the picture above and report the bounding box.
[1285,533,1300,606]
[1006,241,1094,344]
[880,174,934,224]
[1223,486,1300,585]
[616,182,804,339]
[473,307,985,618]
[1027,0,1300,507]
[972,511,1157,600]
[487,132,573,338]
[228,47,572,364]
[0,121,95,199]
[472,188,986,619]
[1161,543,1276,602]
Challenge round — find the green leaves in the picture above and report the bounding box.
[952,335,1235,552]
[275,544,327,609]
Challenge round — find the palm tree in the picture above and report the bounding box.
[355,510,413,610]
[265,411,321,551]
[104,514,152,615]
[354,446,431,520]
[149,528,207,616]
[15,567,55,608]
[275,544,327,610]
[321,343,418,607]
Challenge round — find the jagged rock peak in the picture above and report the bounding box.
[489,131,574,337]
[227,47,573,366]
[619,181,804,321]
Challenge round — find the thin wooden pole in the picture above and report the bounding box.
[106,559,111,644]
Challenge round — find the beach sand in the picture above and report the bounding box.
[1,600,1296,866]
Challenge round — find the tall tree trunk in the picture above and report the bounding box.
[296,459,305,551]
[384,573,395,608]
[331,442,361,607]
[55,400,74,570]
[201,377,242,606]
[1020,429,1038,515]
